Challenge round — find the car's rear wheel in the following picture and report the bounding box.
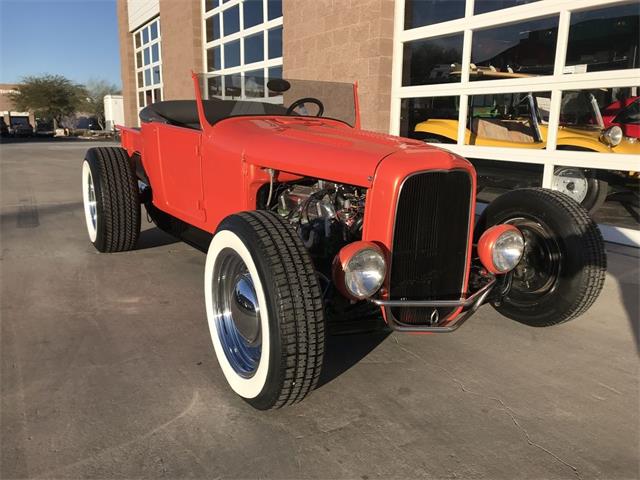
[82,147,140,252]
[204,211,325,409]
[476,188,606,327]
[551,167,608,214]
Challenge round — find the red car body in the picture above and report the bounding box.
[602,96,640,138]
[82,73,604,408]
[119,76,477,328]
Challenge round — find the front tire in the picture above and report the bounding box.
[476,188,606,327]
[82,147,141,252]
[204,211,325,409]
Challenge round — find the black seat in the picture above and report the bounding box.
[139,99,289,129]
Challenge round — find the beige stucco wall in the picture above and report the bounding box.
[282,0,395,133]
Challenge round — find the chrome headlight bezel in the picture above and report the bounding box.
[333,242,387,300]
[601,125,623,147]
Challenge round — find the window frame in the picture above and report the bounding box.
[133,17,164,121]
[202,0,283,100]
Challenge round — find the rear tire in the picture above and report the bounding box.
[204,211,325,409]
[82,147,140,252]
[476,188,606,327]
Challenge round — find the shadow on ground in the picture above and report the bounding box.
[136,227,179,250]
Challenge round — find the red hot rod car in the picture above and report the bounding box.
[81,74,605,409]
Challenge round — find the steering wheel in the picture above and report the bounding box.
[286,97,324,117]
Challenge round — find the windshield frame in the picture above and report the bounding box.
[193,72,361,130]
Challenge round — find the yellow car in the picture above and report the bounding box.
[413,91,639,213]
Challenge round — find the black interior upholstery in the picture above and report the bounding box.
[139,99,289,129]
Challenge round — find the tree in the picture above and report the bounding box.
[9,74,86,128]
[82,79,121,130]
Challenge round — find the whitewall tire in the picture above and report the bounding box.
[203,211,325,410]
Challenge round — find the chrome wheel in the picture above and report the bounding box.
[551,168,589,204]
[87,171,97,230]
[82,160,98,242]
[211,248,261,377]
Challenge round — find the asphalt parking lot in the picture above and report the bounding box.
[1,139,638,479]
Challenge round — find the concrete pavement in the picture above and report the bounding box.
[1,139,638,479]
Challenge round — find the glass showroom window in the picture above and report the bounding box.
[203,0,283,100]
[392,0,640,242]
[134,18,163,112]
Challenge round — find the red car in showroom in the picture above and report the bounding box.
[81,74,605,409]
[602,95,640,139]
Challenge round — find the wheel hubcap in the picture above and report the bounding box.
[551,168,589,203]
[211,248,261,377]
[504,218,562,306]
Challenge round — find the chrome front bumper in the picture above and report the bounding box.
[371,277,497,333]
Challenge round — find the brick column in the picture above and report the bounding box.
[158,0,204,100]
[116,0,138,127]
[282,0,395,133]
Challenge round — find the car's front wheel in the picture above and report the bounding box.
[476,188,606,327]
[204,211,325,409]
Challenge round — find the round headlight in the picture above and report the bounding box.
[478,225,525,274]
[333,242,387,300]
[493,229,525,272]
[601,126,623,147]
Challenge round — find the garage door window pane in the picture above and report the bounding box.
[402,34,463,86]
[137,71,143,88]
[150,21,158,40]
[267,0,282,20]
[474,0,540,15]
[144,69,151,87]
[224,40,241,68]
[560,86,639,141]
[136,51,142,68]
[142,27,149,44]
[153,66,161,85]
[400,96,460,140]
[143,47,150,65]
[404,0,464,29]
[151,44,159,63]
[245,32,264,65]
[225,74,241,97]
[565,4,640,74]
[207,76,223,97]
[206,14,220,42]
[471,16,558,80]
[268,26,283,59]
[245,69,265,98]
[224,5,240,36]
[465,92,551,146]
[134,32,141,48]
[268,67,283,97]
[207,46,222,71]
[244,0,263,29]
[139,91,145,107]
[205,0,218,11]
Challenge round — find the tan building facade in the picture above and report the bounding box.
[116,0,394,131]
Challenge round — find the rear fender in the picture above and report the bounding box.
[117,125,144,157]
